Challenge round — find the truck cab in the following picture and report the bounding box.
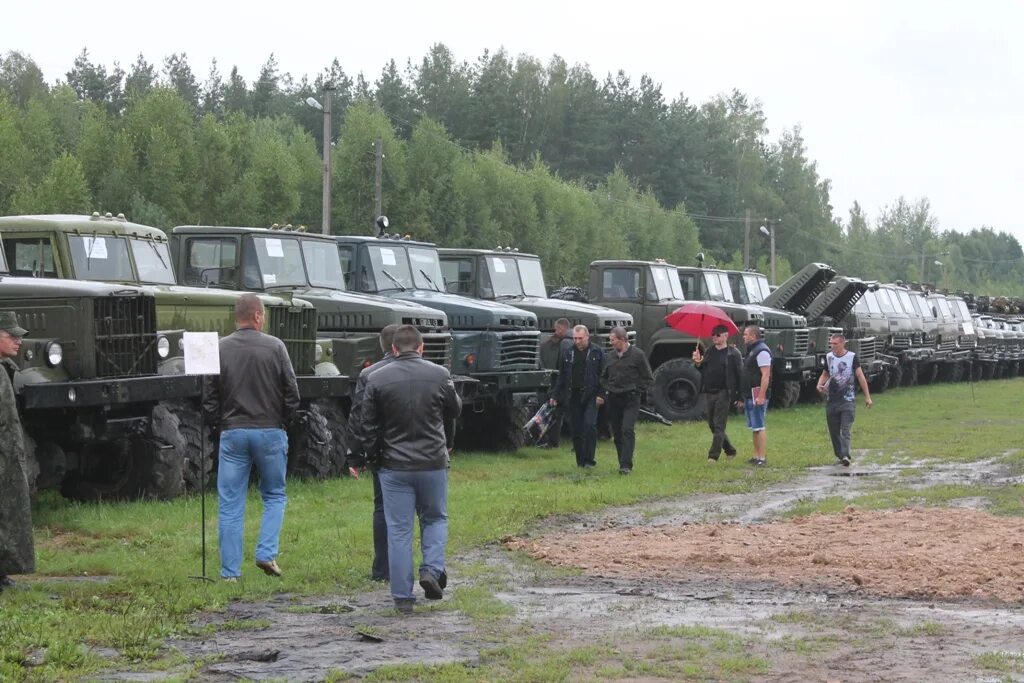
[336,230,550,449]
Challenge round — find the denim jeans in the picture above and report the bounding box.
[825,401,856,460]
[568,392,599,466]
[217,428,288,579]
[378,468,448,601]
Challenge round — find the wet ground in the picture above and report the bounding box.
[99,451,1024,682]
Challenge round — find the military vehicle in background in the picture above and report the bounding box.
[563,258,764,422]
[0,243,201,500]
[679,262,818,407]
[0,214,348,484]
[336,222,549,449]
[169,224,461,456]
[850,284,934,387]
[436,247,634,362]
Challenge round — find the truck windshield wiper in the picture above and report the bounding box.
[419,269,440,291]
[146,240,168,269]
[381,269,407,291]
[86,230,98,270]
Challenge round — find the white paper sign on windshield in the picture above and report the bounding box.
[83,236,109,259]
[265,238,284,257]
[963,323,975,336]
[183,332,220,375]
[263,273,277,284]
[492,258,506,273]
[380,248,397,266]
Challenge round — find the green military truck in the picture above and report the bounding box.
[335,225,550,449]
[569,259,765,422]
[167,224,462,456]
[435,247,634,359]
[678,263,817,407]
[0,244,201,500]
[840,284,933,387]
[0,214,349,483]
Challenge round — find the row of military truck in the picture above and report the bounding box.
[3,213,1021,502]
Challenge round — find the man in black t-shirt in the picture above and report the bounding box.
[692,325,743,461]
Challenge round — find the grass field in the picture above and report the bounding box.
[2,378,1022,681]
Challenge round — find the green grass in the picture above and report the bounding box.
[1,378,1021,681]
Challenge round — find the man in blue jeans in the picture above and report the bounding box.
[740,325,772,466]
[356,325,461,614]
[204,294,299,582]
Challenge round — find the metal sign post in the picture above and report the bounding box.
[183,332,220,582]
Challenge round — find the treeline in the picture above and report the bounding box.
[0,47,1021,292]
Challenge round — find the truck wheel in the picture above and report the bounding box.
[918,363,939,385]
[288,403,335,480]
[313,398,349,476]
[888,364,903,389]
[940,362,963,382]
[495,398,531,451]
[869,370,889,394]
[1010,361,1022,378]
[21,428,40,496]
[649,358,704,422]
[773,380,801,408]
[981,363,995,380]
[165,401,216,493]
[457,396,531,451]
[901,363,918,387]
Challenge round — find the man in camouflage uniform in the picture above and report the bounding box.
[0,311,34,591]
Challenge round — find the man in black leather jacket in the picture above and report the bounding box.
[356,325,461,613]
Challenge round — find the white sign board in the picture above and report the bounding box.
[491,258,506,273]
[380,248,397,266]
[83,236,109,259]
[265,238,284,257]
[183,332,221,375]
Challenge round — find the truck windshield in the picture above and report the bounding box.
[0,236,7,272]
[933,297,953,318]
[301,239,346,289]
[740,273,771,303]
[128,239,176,284]
[875,289,899,314]
[650,265,684,300]
[702,271,734,301]
[906,293,932,319]
[409,247,445,291]
[485,256,524,297]
[893,290,918,317]
[953,299,972,320]
[251,236,306,287]
[69,234,135,282]
[517,258,548,297]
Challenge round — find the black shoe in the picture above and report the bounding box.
[747,457,767,467]
[394,598,415,615]
[0,575,13,591]
[582,462,596,469]
[839,456,851,467]
[708,453,720,462]
[438,570,448,590]
[618,467,631,475]
[724,448,737,457]
[419,569,444,600]
[369,574,389,582]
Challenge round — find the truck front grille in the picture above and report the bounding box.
[94,294,158,377]
[422,332,452,367]
[937,338,957,353]
[498,331,540,369]
[792,329,809,356]
[266,305,317,375]
[890,336,911,350]
[852,337,876,365]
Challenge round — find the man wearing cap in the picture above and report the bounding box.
[0,311,35,592]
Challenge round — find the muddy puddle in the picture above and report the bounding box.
[99,452,1024,682]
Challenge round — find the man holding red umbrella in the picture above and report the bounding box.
[692,324,743,461]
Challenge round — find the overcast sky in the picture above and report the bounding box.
[4,0,1023,245]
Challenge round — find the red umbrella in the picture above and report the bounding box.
[665,303,739,338]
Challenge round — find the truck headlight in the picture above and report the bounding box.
[157,335,171,359]
[46,341,63,367]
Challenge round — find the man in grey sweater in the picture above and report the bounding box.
[204,294,299,581]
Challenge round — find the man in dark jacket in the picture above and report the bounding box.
[551,325,605,468]
[357,325,461,614]
[345,323,400,581]
[692,324,743,461]
[204,294,300,581]
[539,318,573,447]
[0,312,34,592]
[601,326,653,474]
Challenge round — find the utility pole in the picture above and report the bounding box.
[768,224,776,285]
[374,137,383,222]
[743,209,751,269]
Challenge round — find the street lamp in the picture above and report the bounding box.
[929,259,944,284]
[759,222,776,285]
[306,87,334,235]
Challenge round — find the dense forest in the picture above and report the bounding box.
[1,46,1021,293]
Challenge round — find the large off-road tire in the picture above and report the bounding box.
[312,398,349,476]
[21,428,40,496]
[799,380,823,403]
[1010,361,1023,378]
[288,403,335,480]
[649,358,704,422]
[773,379,801,408]
[970,362,984,382]
[165,401,216,493]
[548,286,589,303]
[869,369,889,394]
[887,363,903,389]
[62,405,186,501]
[939,362,963,383]
[919,363,940,385]
[457,395,531,451]
[901,363,919,387]
[981,362,996,381]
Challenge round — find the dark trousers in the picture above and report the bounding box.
[568,391,599,466]
[705,389,736,458]
[371,471,389,580]
[607,391,641,470]
[543,404,566,446]
[825,402,856,460]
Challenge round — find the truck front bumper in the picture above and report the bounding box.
[21,374,201,411]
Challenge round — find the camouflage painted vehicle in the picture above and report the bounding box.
[168,224,465,456]
[435,247,633,362]
[0,214,348,483]
[683,262,818,407]
[0,242,200,500]
[336,225,550,450]
[581,259,765,422]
